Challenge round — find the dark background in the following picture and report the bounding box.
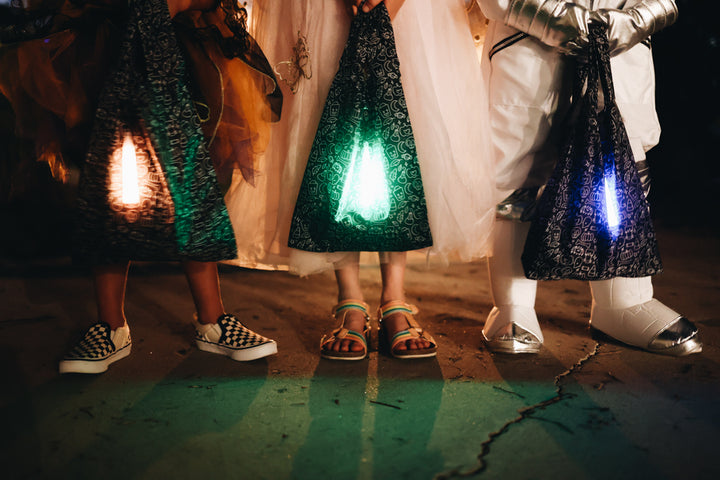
[1,0,718,259]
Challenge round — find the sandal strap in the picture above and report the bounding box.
[378,300,420,328]
[378,301,436,352]
[321,327,368,350]
[321,299,371,351]
[333,299,371,319]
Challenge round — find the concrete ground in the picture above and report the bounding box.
[1,225,718,480]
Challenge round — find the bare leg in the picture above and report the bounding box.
[326,254,367,353]
[182,260,225,325]
[379,251,430,351]
[93,262,130,330]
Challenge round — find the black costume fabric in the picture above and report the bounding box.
[288,4,432,253]
[74,0,236,264]
[521,24,662,281]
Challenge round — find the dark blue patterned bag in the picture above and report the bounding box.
[288,3,432,253]
[521,24,663,281]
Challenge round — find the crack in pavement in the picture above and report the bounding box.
[434,342,602,479]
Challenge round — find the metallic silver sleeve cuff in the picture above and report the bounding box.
[505,0,589,52]
[631,0,679,36]
[506,0,564,40]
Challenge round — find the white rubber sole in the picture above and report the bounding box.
[391,351,438,360]
[196,339,278,361]
[59,344,132,374]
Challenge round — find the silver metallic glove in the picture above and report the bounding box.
[505,0,590,55]
[592,0,678,56]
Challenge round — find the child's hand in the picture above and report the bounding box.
[344,0,406,21]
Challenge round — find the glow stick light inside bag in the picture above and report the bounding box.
[335,131,390,224]
[602,151,621,239]
[109,130,141,209]
[120,132,140,205]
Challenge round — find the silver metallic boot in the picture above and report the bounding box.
[589,277,702,356]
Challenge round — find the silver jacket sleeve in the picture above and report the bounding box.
[504,0,590,54]
[595,0,678,56]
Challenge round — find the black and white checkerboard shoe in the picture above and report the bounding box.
[59,322,132,374]
[194,313,277,361]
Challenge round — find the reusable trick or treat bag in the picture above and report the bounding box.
[289,3,432,253]
[522,24,662,281]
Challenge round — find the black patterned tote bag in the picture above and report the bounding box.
[288,3,432,253]
[74,0,236,264]
[521,24,662,281]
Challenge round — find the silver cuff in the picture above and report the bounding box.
[505,0,589,53]
[632,0,679,36]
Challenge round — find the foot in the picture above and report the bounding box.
[59,322,132,374]
[591,298,702,356]
[482,305,543,354]
[320,300,371,360]
[194,313,277,361]
[378,301,437,359]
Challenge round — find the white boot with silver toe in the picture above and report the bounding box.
[483,219,544,353]
[589,276,702,356]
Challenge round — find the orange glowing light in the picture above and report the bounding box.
[120,133,140,205]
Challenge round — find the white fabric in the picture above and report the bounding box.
[483,219,543,341]
[222,0,351,270]
[226,0,496,275]
[478,0,661,193]
[590,277,682,346]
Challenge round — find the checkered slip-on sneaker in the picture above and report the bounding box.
[194,313,277,361]
[59,322,131,374]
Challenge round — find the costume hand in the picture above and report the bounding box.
[344,0,406,21]
[505,0,590,56]
[592,0,678,56]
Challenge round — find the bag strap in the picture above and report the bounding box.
[589,23,616,107]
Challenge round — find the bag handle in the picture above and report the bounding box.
[589,22,616,107]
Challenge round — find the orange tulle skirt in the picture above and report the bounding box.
[0,0,280,185]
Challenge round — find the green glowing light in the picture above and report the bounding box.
[335,135,390,224]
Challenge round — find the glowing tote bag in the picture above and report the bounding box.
[288,4,432,253]
[521,24,662,281]
[74,0,236,264]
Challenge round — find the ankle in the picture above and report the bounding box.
[379,297,406,308]
[196,311,225,325]
[100,316,127,331]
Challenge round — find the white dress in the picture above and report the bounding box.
[224,0,496,275]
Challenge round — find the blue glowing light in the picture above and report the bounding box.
[335,135,390,224]
[603,156,621,239]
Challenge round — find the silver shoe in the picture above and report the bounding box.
[483,324,542,354]
[646,317,702,356]
[590,295,703,357]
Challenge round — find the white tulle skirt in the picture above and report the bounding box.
[223,0,496,275]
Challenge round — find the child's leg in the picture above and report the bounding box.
[184,260,277,361]
[589,276,701,356]
[93,262,131,330]
[59,262,133,374]
[379,251,432,352]
[324,253,368,354]
[181,260,225,324]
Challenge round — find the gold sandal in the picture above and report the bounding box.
[320,300,371,361]
[378,301,437,359]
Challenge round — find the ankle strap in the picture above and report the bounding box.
[333,299,370,317]
[378,301,419,320]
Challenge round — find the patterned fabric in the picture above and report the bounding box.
[521,24,663,281]
[288,4,432,253]
[74,0,236,264]
[63,322,129,361]
[196,314,274,351]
